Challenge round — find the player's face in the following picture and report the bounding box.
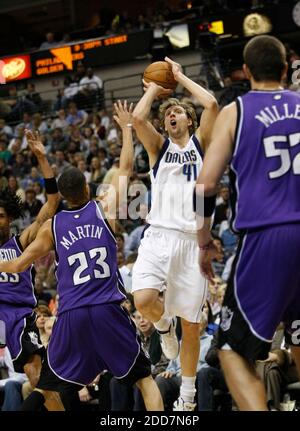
[0,207,11,244]
[164,105,191,138]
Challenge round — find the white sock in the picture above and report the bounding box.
[180,376,196,403]
[154,317,172,332]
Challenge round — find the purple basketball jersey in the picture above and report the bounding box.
[0,236,36,309]
[52,200,125,314]
[231,90,300,231]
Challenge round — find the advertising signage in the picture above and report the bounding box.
[0,54,32,82]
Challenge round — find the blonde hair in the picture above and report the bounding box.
[159,98,198,136]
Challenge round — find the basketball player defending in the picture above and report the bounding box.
[0,101,163,411]
[132,57,218,410]
[196,35,300,410]
[0,130,61,407]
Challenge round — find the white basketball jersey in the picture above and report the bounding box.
[147,134,203,233]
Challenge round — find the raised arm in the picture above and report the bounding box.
[100,100,134,231]
[0,220,54,273]
[19,130,60,249]
[165,57,218,152]
[132,81,171,167]
[196,103,236,281]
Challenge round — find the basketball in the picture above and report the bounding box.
[143,61,177,90]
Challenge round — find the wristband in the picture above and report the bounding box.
[204,194,217,217]
[193,187,217,217]
[126,123,133,127]
[44,177,58,194]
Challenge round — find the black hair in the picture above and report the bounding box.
[57,167,87,202]
[243,35,286,82]
[0,189,24,219]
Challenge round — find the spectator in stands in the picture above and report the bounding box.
[0,347,28,411]
[66,102,88,127]
[98,147,110,170]
[53,150,71,175]
[74,62,86,82]
[51,109,68,131]
[5,86,36,121]
[211,237,226,277]
[49,127,68,153]
[35,305,53,347]
[118,253,138,293]
[79,67,103,93]
[92,114,106,140]
[0,140,11,164]
[24,83,43,112]
[10,152,30,179]
[7,176,25,202]
[40,32,58,50]
[213,184,230,228]
[0,119,13,139]
[23,187,43,222]
[196,329,229,411]
[33,182,46,204]
[77,159,91,183]
[31,113,48,135]
[124,204,148,255]
[90,156,106,184]
[255,346,299,411]
[0,160,9,190]
[62,76,79,109]
[15,112,32,136]
[79,67,103,110]
[21,166,43,190]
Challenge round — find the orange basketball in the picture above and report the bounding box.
[143,61,177,90]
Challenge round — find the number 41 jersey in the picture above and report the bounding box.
[147,135,203,233]
[231,90,300,232]
[52,200,125,314]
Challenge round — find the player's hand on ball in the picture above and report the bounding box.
[142,79,172,98]
[164,56,183,80]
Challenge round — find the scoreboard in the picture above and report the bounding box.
[32,35,129,77]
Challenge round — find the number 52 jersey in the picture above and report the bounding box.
[231,90,300,232]
[52,200,125,314]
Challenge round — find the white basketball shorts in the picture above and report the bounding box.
[132,226,208,323]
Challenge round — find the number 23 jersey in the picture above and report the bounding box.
[52,200,125,314]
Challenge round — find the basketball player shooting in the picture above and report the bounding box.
[132,57,218,410]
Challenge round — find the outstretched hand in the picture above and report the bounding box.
[113,99,134,129]
[25,129,46,159]
[142,79,172,98]
[164,56,183,80]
